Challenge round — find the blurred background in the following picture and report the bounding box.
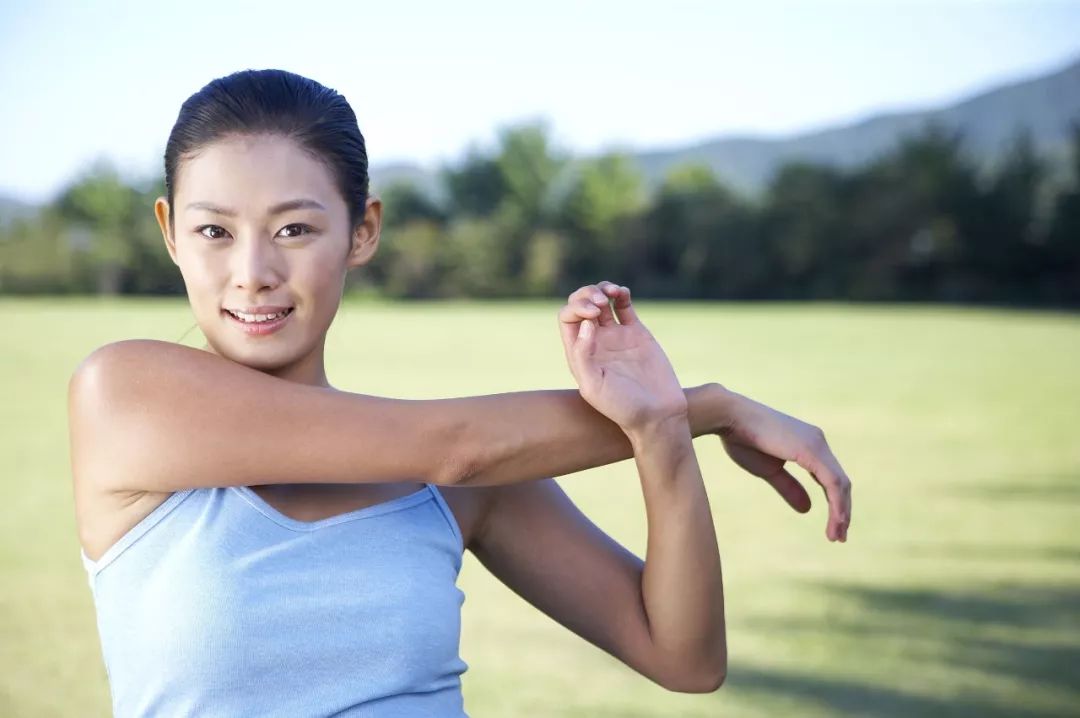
[2,1,1078,716]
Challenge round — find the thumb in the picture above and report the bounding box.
[763,467,812,514]
[576,317,597,358]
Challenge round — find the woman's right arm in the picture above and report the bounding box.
[67,337,728,495]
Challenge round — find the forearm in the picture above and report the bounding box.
[630,416,726,690]
[72,339,730,493]
[453,381,728,486]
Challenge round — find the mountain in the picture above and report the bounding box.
[369,161,446,202]
[631,55,1080,194]
[0,195,38,230]
[3,56,1078,212]
[371,54,1080,197]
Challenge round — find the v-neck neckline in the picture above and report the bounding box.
[231,484,433,532]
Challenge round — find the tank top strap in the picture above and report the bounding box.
[80,488,199,578]
[426,483,464,554]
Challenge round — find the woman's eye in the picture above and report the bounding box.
[277,223,312,239]
[193,224,312,241]
[197,225,229,241]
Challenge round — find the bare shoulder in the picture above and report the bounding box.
[68,340,175,562]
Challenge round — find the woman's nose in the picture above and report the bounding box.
[231,235,284,291]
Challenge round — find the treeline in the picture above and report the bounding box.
[2,121,1079,304]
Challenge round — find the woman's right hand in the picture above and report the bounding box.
[558,281,688,437]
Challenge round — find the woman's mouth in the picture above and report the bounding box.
[221,307,295,336]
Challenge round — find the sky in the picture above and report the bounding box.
[1,0,1079,203]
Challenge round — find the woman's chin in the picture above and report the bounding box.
[203,335,297,371]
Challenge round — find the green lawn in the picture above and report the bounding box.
[2,297,1078,717]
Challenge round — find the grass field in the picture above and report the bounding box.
[2,296,1078,717]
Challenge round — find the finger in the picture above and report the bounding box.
[575,317,597,362]
[569,284,608,307]
[557,300,597,350]
[592,281,618,327]
[762,467,812,514]
[805,437,852,541]
[818,446,853,541]
[567,284,616,326]
[596,280,624,311]
[557,301,601,326]
[795,447,847,543]
[610,285,639,325]
[558,311,578,356]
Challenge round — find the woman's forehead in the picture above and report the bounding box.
[175,134,340,212]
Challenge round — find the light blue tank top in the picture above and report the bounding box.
[79,483,470,717]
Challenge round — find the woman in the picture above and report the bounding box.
[68,69,853,717]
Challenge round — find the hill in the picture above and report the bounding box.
[371,54,1080,196]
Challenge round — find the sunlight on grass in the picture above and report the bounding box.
[2,297,1078,717]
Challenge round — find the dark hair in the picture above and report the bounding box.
[163,68,370,230]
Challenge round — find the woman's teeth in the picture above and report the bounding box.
[227,308,292,323]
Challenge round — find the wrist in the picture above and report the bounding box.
[624,412,692,453]
[688,382,738,437]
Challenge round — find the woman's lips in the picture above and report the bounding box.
[222,307,294,336]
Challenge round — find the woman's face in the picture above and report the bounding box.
[154,133,380,385]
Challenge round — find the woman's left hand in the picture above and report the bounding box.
[713,389,853,542]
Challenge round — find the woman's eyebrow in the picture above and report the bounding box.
[185,199,327,216]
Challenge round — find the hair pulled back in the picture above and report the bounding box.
[163,69,369,230]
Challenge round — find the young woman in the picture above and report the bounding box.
[68,69,853,717]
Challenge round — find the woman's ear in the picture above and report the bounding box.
[154,197,179,265]
[346,195,382,269]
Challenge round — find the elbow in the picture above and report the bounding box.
[658,661,727,694]
[693,662,728,693]
[652,642,727,694]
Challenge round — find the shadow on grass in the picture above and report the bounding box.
[726,665,1063,718]
[946,470,1080,503]
[724,579,1080,717]
[899,543,1080,563]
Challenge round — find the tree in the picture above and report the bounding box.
[557,152,645,283]
[379,181,447,227]
[493,120,566,227]
[441,146,506,218]
[1045,122,1080,303]
[55,159,139,294]
[761,163,846,298]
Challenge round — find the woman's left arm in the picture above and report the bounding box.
[466,469,724,694]
[628,413,725,690]
[517,280,727,689]
[468,283,725,691]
